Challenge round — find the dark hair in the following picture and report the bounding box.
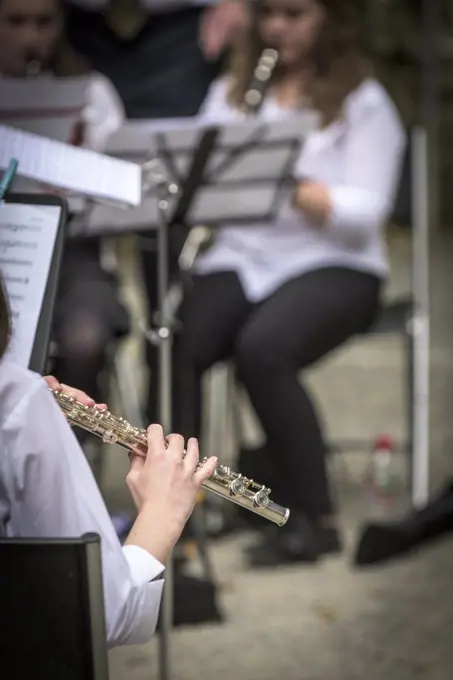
[227,0,371,126]
[37,0,91,77]
[0,276,11,361]
[48,40,90,77]
[308,0,371,124]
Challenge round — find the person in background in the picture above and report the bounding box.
[65,0,249,427]
[66,0,249,119]
[0,0,126,404]
[175,0,406,566]
[0,277,217,646]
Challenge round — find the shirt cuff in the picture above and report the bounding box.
[122,545,165,585]
[328,184,379,231]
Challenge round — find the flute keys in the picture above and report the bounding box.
[253,489,270,508]
[229,478,246,496]
[103,430,118,445]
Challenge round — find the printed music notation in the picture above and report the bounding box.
[0,203,61,368]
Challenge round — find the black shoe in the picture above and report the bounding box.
[246,514,342,567]
[353,480,453,567]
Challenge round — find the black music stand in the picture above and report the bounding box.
[0,533,109,680]
[0,191,67,373]
[85,113,318,236]
[135,113,318,680]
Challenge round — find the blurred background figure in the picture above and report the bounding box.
[66,0,249,118]
[174,0,406,567]
[65,0,249,426]
[0,0,128,406]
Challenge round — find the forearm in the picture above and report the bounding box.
[124,506,182,566]
[293,180,332,225]
[293,179,391,247]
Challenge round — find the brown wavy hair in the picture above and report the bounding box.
[0,276,11,361]
[227,0,372,126]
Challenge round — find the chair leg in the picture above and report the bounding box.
[112,344,146,428]
[405,325,415,500]
[203,364,233,461]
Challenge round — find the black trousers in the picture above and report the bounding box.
[51,238,127,402]
[176,267,381,518]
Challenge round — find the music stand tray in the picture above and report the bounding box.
[84,113,319,235]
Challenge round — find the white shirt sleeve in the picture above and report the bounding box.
[197,77,232,123]
[82,73,125,153]
[1,375,164,647]
[324,106,406,248]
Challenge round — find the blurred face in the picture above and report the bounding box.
[257,0,326,66]
[0,0,63,76]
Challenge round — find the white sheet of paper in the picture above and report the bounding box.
[0,75,88,112]
[0,124,142,207]
[106,113,319,162]
[84,115,315,234]
[0,202,61,368]
[0,76,89,144]
[81,181,287,235]
[190,185,280,223]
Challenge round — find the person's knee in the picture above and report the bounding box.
[177,318,218,375]
[235,330,287,376]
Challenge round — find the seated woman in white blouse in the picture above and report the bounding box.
[176,0,406,566]
[0,281,217,646]
[0,0,127,407]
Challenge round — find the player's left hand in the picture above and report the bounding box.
[43,375,108,410]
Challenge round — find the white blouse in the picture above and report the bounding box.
[82,72,125,152]
[194,77,406,302]
[0,360,164,648]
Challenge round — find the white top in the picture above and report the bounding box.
[0,360,165,648]
[194,77,406,302]
[82,73,125,152]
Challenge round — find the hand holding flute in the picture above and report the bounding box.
[45,376,290,527]
[44,376,218,565]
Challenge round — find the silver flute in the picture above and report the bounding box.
[53,390,290,526]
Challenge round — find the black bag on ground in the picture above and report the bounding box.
[157,572,224,628]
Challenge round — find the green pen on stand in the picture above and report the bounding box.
[0,158,19,203]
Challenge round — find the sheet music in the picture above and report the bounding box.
[190,185,281,223]
[0,202,61,368]
[84,115,316,234]
[0,125,142,207]
[0,76,88,143]
[106,113,319,162]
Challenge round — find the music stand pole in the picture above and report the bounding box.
[143,160,178,680]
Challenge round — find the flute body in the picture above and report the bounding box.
[53,390,290,527]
